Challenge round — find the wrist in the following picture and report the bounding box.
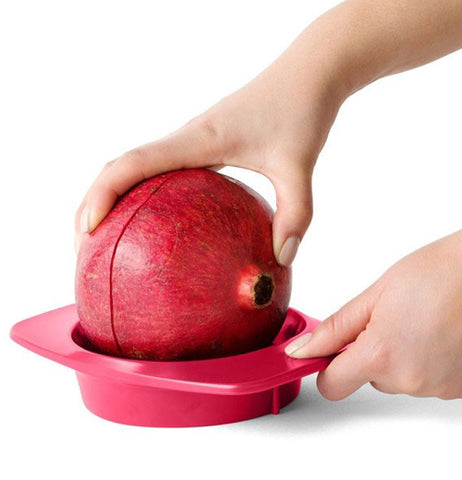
[259,38,348,134]
[296,0,462,100]
[264,10,361,113]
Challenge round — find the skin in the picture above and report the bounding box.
[286,230,462,400]
[75,0,462,400]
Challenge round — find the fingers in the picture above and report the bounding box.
[284,284,381,400]
[269,164,314,267]
[285,285,377,358]
[316,339,372,400]
[75,115,227,250]
[316,338,371,400]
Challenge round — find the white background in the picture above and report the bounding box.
[1,0,461,478]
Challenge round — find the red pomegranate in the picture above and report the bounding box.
[75,169,291,360]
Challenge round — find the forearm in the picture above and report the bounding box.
[267,0,462,103]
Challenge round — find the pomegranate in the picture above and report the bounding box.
[75,169,291,360]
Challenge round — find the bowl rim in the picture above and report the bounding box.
[10,304,331,395]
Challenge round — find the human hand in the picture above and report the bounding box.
[74,47,345,265]
[285,230,462,400]
[75,0,462,263]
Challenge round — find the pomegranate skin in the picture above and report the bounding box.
[75,169,291,360]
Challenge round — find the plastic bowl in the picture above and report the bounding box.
[10,305,331,427]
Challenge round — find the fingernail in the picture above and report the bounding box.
[278,236,300,267]
[285,333,312,357]
[80,206,91,234]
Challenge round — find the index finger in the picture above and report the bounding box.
[75,115,227,246]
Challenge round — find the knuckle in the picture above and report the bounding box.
[323,311,344,339]
[322,306,354,344]
[119,149,144,168]
[361,336,390,378]
[436,391,452,401]
[102,159,117,171]
[435,385,458,400]
[193,115,225,162]
[370,381,393,394]
[367,346,427,397]
[398,369,426,396]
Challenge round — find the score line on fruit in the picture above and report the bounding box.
[11,168,333,427]
[76,169,291,361]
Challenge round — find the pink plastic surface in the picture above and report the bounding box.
[10,305,333,427]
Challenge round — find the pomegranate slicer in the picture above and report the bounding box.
[10,305,333,427]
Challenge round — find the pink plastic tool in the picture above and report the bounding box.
[10,305,332,427]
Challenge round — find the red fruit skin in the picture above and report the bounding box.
[75,169,291,361]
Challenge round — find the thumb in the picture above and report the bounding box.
[75,114,227,249]
[285,285,379,400]
[270,164,314,267]
[285,285,377,359]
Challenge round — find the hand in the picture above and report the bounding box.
[74,49,344,265]
[285,230,462,400]
[74,0,462,263]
